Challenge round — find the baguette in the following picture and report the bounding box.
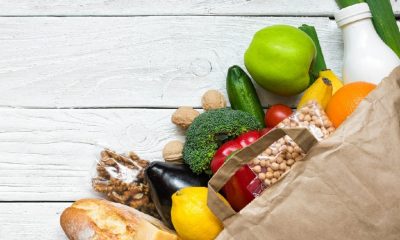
[60,198,178,240]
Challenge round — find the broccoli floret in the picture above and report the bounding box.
[183,108,262,174]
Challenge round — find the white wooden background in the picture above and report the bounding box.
[0,1,399,239]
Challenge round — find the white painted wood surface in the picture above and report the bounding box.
[0,1,399,239]
[0,203,69,239]
[0,16,342,108]
[0,0,398,16]
[0,108,183,200]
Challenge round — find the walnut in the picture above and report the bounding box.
[91,149,160,219]
[201,90,226,110]
[171,106,200,129]
[162,140,184,163]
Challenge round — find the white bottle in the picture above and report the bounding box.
[335,3,400,84]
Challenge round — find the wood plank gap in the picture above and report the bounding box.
[0,105,198,110]
[0,14,336,17]
[0,14,398,18]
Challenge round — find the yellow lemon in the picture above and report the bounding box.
[171,187,227,240]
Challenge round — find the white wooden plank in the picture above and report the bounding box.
[0,202,69,239]
[0,16,344,108]
[0,108,185,201]
[0,0,398,16]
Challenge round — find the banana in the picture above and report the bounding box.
[297,77,332,110]
[319,69,344,95]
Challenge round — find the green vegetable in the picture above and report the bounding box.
[299,24,327,85]
[336,0,364,9]
[366,0,400,58]
[244,25,316,96]
[226,65,265,127]
[183,108,262,174]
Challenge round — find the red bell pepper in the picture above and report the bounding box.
[210,130,262,211]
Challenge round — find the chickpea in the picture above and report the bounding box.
[271,178,278,184]
[285,152,292,160]
[276,156,284,164]
[260,160,267,167]
[294,146,302,153]
[298,113,305,121]
[272,148,279,155]
[301,107,309,114]
[265,171,273,179]
[253,159,260,165]
[265,148,272,155]
[264,179,271,186]
[324,120,332,128]
[292,152,299,159]
[273,171,281,178]
[286,159,295,166]
[271,162,279,171]
[267,167,273,173]
[258,172,266,180]
[279,162,287,171]
[304,114,312,122]
[311,115,319,121]
[252,165,262,173]
[287,146,294,153]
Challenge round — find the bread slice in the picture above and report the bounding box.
[60,198,178,240]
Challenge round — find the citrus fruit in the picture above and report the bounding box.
[326,81,376,127]
[171,187,227,240]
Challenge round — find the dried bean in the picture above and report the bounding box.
[253,165,262,173]
[266,172,274,179]
[271,162,279,171]
[258,173,266,180]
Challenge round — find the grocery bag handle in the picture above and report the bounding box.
[207,127,318,222]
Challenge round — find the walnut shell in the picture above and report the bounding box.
[171,106,200,129]
[162,140,184,162]
[201,90,226,111]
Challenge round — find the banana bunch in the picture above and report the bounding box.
[297,70,343,110]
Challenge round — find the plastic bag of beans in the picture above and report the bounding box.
[247,101,335,196]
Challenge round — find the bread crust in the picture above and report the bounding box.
[60,199,178,240]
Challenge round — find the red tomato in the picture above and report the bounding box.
[265,104,293,128]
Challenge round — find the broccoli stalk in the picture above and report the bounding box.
[183,108,262,174]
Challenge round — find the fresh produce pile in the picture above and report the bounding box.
[59,1,399,240]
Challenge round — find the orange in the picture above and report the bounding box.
[326,81,376,127]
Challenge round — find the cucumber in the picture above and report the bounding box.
[226,65,265,127]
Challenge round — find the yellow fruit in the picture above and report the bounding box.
[171,187,227,240]
[319,69,344,95]
[297,77,333,110]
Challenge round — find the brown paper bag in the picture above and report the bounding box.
[208,66,400,240]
